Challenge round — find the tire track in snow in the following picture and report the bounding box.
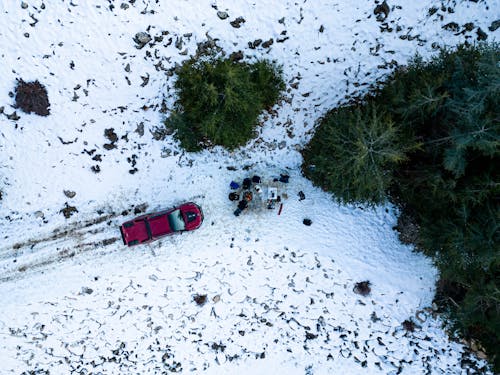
[0,214,122,283]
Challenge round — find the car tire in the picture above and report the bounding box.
[128,240,139,246]
[123,222,134,228]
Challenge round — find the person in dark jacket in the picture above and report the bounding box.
[242,178,252,190]
[238,199,248,210]
[234,199,248,216]
[229,192,240,201]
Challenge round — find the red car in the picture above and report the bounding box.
[120,202,203,246]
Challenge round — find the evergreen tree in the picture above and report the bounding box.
[302,103,416,205]
[302,43,499,370]
[165,57,284,151]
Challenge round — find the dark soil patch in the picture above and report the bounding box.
[103,143,117,150]
[394,210,422,249]
[353,281,371,296]
[193,294,207,306]
[434,278,468,312]
[374,1,390,21]
[230,17,245,28]
[60,203,78,218]
[15,79,50,116]
[402,319,416,332]
[133,203,148,215]
[104,128,118,142]
[104,128,118,149]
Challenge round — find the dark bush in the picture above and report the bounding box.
[193,294,207,306]
[353,281,371,296]
[15,79,50,116]
[402,319,416,332]
[165,56,284,151]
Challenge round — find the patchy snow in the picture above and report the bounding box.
[0,0,497,373]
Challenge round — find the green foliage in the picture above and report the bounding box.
[302,43,499,370]
[165,57,284,151]
[250,60,285,108]
[302,103,415,204]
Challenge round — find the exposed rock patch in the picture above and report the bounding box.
[133,32,152,49]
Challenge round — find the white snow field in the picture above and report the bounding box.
[0,0,498,373]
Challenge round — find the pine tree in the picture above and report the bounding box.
[302,43,499,369]
[165,56,284,151]
[302,103,416,204]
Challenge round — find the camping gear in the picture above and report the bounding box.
[252,175,261,183]
[230,181,240,189]
[268,187,278,200]
[279,174,289,183]
[278,203,283,215]
[298,191,305,201]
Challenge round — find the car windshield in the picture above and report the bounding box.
[168,209,186,232]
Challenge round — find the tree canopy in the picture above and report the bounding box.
[166,56,284,151]
[302,43,499,370]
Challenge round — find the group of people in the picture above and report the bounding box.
[229,173,290,216]
[230,176,262,216]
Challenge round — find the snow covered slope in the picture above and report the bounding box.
[0,0,497,373]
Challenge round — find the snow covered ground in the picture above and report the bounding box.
[0,0,498,373]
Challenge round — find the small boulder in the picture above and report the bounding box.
[229,50,244,62]
[230,17,246,28]
[262,38,274,48]
[374,1,390,21]
[488,19,500,32]
[63,190,76,199]
[217,11,229,20]
[476,27,488,41]
[133,32,152,49]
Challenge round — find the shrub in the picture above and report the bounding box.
[14,79,50,116]
[353,281,371,296]
[165,57,284,151]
